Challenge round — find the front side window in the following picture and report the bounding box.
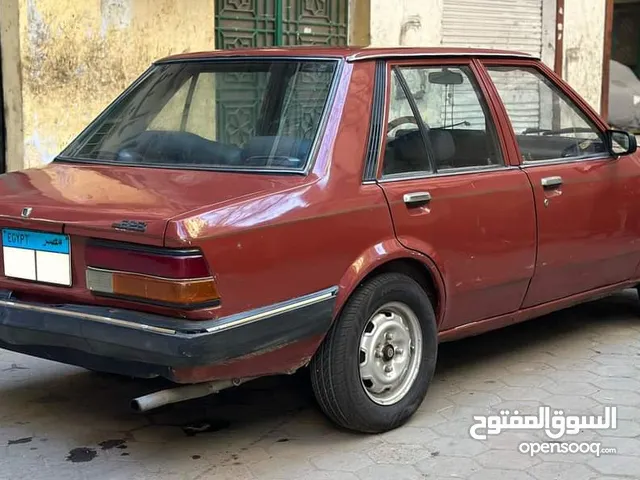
[61,60,338,171]
[486,66,607,162]
[382,65,503,177]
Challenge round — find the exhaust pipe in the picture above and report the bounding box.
[131,377,251,412]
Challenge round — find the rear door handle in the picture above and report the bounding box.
[403,192,432,206]
[541,176,563,189]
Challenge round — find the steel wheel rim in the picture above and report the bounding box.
[358,301,423,405]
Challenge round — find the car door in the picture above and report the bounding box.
[376,59,537,331]
[482,60,640,307]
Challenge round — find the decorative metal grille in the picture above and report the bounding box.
[279,63,335,140]
[214,0,347,145]
[216,0,348,48]
[282,0,349,46]
[216,0,278,49]
[217,70,268,146]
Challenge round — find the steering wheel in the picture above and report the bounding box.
[387,116,418,133]
[560,139,602,158]
[387,116,431,140]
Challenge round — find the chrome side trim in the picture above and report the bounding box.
[347,52,535,62]
[205,288,337,334]
[520,154,611,168]
[0,287,338,337]
[85,266,212,284]
[378,165,518,183]
[155,55,345,65]
[0,299,177,335]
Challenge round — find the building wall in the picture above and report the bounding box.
[0,0,609,171]
[1,0,215,170]
[0,0,25,172]
[370,0,443,47]
[367,0,605,112]
[563,0,606,110]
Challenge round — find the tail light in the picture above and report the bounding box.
[85,241,219,309]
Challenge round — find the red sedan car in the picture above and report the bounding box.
[0,47,637,433]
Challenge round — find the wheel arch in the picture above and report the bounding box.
[334,240,447,328]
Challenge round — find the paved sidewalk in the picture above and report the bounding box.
[1,290,639,480]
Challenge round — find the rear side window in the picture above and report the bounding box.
[383,70,432,176]
[61,60,338,172]
[382,65,503,177]
[486,66,607,162]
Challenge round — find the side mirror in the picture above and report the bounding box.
[607,129,637,156]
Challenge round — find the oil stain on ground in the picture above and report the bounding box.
[98,439,126,450]
[66,447,97,463]
[8,437,32,445]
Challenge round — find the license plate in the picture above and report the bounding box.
[1,229,71,286]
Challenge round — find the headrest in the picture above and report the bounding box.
[427,129,455,163]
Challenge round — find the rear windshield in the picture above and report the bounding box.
[60,59,339,172]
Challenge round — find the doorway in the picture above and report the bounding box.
[612,0,640,77]
[602,0,640,131]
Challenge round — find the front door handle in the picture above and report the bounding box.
[403,191,432,206]
[541,176,563,189]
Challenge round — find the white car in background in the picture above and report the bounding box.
[609,60,640,132]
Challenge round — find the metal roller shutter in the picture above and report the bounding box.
[441,0,545,133]
[442,0,543,57]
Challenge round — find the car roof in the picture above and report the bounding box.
[156,46,535,64]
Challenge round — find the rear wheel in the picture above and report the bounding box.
[310,273,437,433]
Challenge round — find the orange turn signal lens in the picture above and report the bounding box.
[86,268,219,307]
[113,273,219,305]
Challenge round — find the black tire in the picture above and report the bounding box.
[310,273,438,433]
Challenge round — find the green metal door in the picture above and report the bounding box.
[214,0,348,144]
[215,0,348,48]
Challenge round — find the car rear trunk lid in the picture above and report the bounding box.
[0,162,282,246]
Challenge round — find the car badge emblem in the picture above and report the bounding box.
[21,207,33,218]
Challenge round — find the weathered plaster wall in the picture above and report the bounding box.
[563,0,606,111]
[370,0,443,47]
[12,0,215,169]
[349,0,371,46]
[0,0,25,172]
[541,0,557,69]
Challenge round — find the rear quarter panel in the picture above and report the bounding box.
[165,62,406,320]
